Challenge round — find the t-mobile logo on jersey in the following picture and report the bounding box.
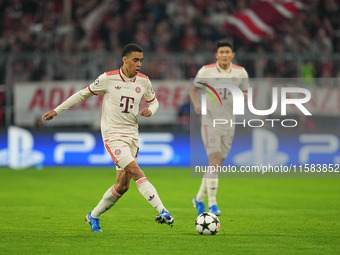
[120,96,135,113]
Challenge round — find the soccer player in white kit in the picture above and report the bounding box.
[190,40,249,216]
[42,43,174,232]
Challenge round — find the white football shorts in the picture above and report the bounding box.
[201,125,235,159]
[104,136,139,170]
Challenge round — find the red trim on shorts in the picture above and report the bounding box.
[88,86,97,95]
[136,177,148,187]
[135,147,139,158]
[110,185,122,198]
[104,139,118,164]
[204,125,209,149]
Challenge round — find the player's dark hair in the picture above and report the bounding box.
[215,40,234,52]
[122,43,143,57]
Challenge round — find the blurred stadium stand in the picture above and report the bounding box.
[0,0,340,129]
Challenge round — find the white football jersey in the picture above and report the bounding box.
[194,62,249,128]
[54,68,156,140]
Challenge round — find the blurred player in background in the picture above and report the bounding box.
[190,40,249,215]
[42,43,174,232]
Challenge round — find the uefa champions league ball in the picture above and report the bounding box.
[195,212,220,235]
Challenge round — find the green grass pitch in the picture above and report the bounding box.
[0,167,339,255]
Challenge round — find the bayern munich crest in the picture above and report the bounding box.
[135,87,141,93]
[115,149,121,155]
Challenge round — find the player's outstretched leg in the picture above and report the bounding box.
[125,161,174,226]
[135,176,174,226]
[155,209,174,227]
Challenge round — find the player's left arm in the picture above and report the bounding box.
[140,79,159,117]
[243,91,248,102]
[240,69,249,102]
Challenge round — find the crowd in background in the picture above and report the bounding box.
[0,0,340,80]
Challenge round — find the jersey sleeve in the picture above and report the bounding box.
[239,69,249,92]
[54,87,93,115]
[143,79,156,103]
[193,67,207,88]
[88,73,107,95]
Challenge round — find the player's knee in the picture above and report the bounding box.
[210,157,224,166]
[210,161,223,167]
[115,183,129,194]
[125,165,143,178]
[120,185,129,194]
[208,153,223,166]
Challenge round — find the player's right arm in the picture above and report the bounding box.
[42,73,107,122]
[189,85,201,115]
[190,67,206,115]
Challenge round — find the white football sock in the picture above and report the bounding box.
[196,178,207,202]
[136,177,166,213]
[206,177,219,207]
[91,185,122,218]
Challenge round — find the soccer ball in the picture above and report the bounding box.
[195,212,220,235]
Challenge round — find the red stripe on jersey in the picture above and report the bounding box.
[232,64,244,69]
[146,96,155,103]
[204,63,217,68]
[137,72,149,79]
[119,69,126,82]
[136,177,148,187]
[105,69,120,75]
[88,86,97,95]
[110,185,122,198]
[104,140,118,164]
